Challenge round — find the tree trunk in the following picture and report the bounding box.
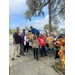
[49,0,51,36]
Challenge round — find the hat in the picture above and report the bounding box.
[30,26,33,28]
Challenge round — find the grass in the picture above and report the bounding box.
[52,60,65,75]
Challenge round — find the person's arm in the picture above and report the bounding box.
[13,34,16,46]
[34,40,40,47]
[34,28,37,35]
[38,38,42,49]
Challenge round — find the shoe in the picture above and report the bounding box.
[34,57,36,59]
[22,54,25,56]
[36,59,38,61]
[11,58,14,61]
[16,55,20,57]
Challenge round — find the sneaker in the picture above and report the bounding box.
[36,59,38,61]
[11,58,14,61]
[16,55,20,57]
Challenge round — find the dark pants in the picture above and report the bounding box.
[20,44,24,55]
[24,43,29,53]
[36,32,39,38]
[55,46,60,59]
[46,43,49,48]
[33,48,38,60]
[23,44,25,52]
[40,46,47,57]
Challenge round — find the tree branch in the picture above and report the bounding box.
[36,0,50,10]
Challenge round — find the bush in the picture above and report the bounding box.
[55,37,65,68]
[10,29,20,34]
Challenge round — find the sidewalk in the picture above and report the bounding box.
[9,43,59,75]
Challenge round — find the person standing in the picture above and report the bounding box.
[19,32,25,56]
[24,32,29,55]
[23,29,25,53]
[11,28,20,61]
[32,35,39,61]
[44,31,49,48]
[49,32,56,51]
[38,33,47,60]
[30,26,39,38]
[53,32,61,59]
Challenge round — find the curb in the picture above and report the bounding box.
[54,64,64,75]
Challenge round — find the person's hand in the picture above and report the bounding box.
[40,46,42,49]
[51,40,53,42]
[15,44,17,46]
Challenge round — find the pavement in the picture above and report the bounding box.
[9,40,60,75]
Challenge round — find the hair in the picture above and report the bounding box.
[16,28,19,30]
[30,26,33,29]
[20,32,23,36]
[33,35,37,40]
[26,32,29,36]
[56,32,59,34]
[23,29,25,30]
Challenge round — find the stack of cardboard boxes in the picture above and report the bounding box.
[45,37,55,48]
[28,32,34,40]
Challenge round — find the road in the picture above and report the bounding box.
[9,40,60,75]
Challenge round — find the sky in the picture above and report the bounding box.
[9,0,65,30]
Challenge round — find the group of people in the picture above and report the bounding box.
[11,26,61,61]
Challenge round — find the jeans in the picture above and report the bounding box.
[24,43,29,53]
[23,44,25,52]
[40,46,47,57]
[20,44,24,55]
[33,48,38,60]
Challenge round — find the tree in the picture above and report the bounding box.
[44,24,59,32]
[10,29,16,34]
[61,28,65,33]
[25,26,28,29]
[25,26,30,30]
[24,0,65,36]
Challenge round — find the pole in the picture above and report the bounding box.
[49,0,51,36]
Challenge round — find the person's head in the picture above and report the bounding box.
[40,34,43,38]
[33,35,37,40]
[26,32,29,36]
[30,26,33,30]
[56,32,59,37]
[20,32,23,36]
[16,28,19,33]
[45,32,47,35]
[23,29,25,33]
[51,32,54,36]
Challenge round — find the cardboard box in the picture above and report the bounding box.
[49,42,56,48]
[29,32,32,35]
[46,37,55,44]
[29,34,34,40]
